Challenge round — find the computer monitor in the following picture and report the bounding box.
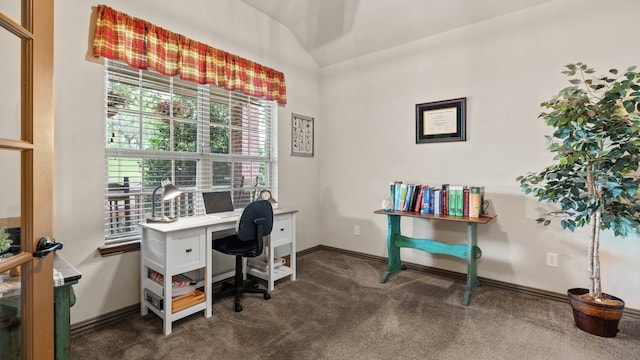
[202,191,235,214]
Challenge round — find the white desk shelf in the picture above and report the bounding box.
[139,208,298,335]
[247,213,297,290]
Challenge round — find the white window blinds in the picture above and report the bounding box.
[104,60,277,245]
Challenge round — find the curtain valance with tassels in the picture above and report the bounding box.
[92,4,287,105]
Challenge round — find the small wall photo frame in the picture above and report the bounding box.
[416,97,466,143]
[291,113,314,157]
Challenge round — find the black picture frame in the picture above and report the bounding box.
[416,97,466,143]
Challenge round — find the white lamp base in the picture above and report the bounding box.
[147,216,178,223]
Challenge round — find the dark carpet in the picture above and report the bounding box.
[70,250,640,359]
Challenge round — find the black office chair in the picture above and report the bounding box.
[213,199,273,312]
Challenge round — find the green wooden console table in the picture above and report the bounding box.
[374,209,496,306]
[0,254,80,360]
[54,254,81,360]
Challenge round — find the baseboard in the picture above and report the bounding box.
[71,245,639,336]
[314,245,640,320]
[70,304,140,337]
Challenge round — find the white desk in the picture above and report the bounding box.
[138,208,297,335]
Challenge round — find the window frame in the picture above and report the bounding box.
[101,60,278,254]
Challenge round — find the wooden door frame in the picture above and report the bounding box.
[29,0,55,358]
[0,1,55,358]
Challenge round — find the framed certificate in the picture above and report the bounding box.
[416,97,466,143]
[291,113,314,157]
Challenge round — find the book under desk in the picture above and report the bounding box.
[374,209,497,306]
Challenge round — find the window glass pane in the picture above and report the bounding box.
[210,101,230,124]
[107,112,140,149]
[0,264,22,358]
[174,121,197,152]
[212,161,231,186]
[0,30,22,140]
[0,150,21,357]
[143,117,169,151]
[174,160,197,188]
[0,150,20,255]
[210,126,229,154]
[143,159,173,188]
[0,3,21,24]
[106,158,142,241]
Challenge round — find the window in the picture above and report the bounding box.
[104,60,277,246]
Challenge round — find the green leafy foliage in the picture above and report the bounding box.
[517,63,640,298]
[518,63,640,237]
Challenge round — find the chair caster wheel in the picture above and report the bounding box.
[264,293,271,300]
[234,302,243,312]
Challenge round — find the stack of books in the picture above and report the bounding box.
[248,257,286,272]
[148,269,198,297]
[388,181,485,217]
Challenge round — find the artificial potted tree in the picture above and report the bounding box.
[517,63,640,337]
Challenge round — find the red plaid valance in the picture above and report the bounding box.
[93,5,287,105]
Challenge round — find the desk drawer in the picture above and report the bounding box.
[270,217,291,247]
[166,229,206,273]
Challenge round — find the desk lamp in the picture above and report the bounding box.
[147,179,182,223]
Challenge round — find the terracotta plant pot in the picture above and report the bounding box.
[567,288,625,337]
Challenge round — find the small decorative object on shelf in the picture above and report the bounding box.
[258,189,277,204]
[381,194,393,211]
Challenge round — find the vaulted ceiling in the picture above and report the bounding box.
[240,0,553,67]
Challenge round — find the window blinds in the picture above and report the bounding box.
[104,60,277,245]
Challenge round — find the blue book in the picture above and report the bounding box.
[433,188,441,215]
[429,187,436,214]
[394,183,403,210]
[421,187,432,214]
[403,185,414,211]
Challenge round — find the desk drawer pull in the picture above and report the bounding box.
[280,228,285,232]
[185,248,192,253]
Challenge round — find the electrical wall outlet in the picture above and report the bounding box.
[546,252,558,268]
[354,225,360,236]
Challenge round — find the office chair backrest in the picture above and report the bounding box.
[237,200,273,242]
[203,191,234,214]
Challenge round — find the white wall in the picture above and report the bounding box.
[55,0,640,325]
[54,0,321,324]
[319,0,640,309]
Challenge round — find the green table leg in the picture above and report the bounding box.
[380,215,406,283]
[379,214,483,306]
[54,280,78,360]
[462,223,481,306]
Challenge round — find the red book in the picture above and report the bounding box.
[441,184,448,215]
[414,185,425,212]
[463,186,469,217]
